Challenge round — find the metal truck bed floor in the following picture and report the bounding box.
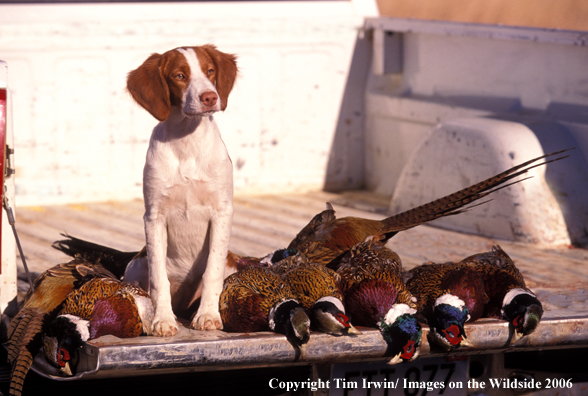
[12,191,588,379]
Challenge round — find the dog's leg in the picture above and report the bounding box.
[145,214,179,336]
[191,204,233,330]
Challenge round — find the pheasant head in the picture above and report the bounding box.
[43,314,90,376]
[269,299,311,359]
[310,297,361,336]
[378,304,422,365]
[428,294,472,350]
[502,288,543,343]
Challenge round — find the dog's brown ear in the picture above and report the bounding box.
[203,45,238,111]
[127,53,171,121]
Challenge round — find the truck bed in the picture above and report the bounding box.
[10,190,588,381]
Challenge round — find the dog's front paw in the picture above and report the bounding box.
[191,310,223,331]
[151,315,179,337]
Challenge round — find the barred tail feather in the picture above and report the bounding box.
[7,309,45,396]
[381,148,573,236]
[6,310,39,365]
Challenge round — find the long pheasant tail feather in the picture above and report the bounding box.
[52,233,138,279]
[6,316,32,364]
[6,309,42,365]
[7,309,45,396]
[381,148,573,235]
[9,342,35,396]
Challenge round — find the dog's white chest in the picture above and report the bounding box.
[145,118,232,201]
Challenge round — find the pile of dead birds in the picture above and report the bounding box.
[219,218,542,362]
[3,150,569,396]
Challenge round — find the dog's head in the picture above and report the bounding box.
[127,45,238,121]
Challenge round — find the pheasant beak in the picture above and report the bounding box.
[460,336,474,348]
[387,352,402,365]
[508,314,524,344]
[61,361,74,377]
[511,329,524,345]
[347,324,362,336]
[387,339,419,365]
[292,308,311,343]
[298,343,308,360]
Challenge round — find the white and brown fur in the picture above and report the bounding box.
[125,45,238,336]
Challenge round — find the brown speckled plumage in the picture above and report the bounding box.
[456,245,544,342]
[269,253,360,336]
[335,235,422,363]
[60,277,151,338]
[219,266,311,358]
[337,235,414,308]
[220,266,297,332]
[270,252,311,276]
[282,263,343,311]
[460,245,528,319]
[406,262,487,322]
[5,258,116,396]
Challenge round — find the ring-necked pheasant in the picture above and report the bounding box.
[219,266,310,360]
[288,149,572,268]
[405,262,488,350]
[336,234,421,364]
[4,258,117,396]
[271,253,361,337]
[42,277,153,376]
[460,245,543,344]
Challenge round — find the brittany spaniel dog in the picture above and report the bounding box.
[125,45,238,336]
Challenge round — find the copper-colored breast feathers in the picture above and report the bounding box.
[337,236,413,307]
[407,262,487,321]
[462,245,526,287]
[89,292,144,339]
[406,263,455,314]
[287,203,381,266]
[282,264,343,310]
[461,246,528,318]
[220,266,296,332]
[59,277,149,339]
[60,278,146,319]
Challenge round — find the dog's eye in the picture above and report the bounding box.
[175,73,186,80]
[207,69,215,76]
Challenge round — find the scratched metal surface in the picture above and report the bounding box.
[31,316,588,381]
[12,191,588,379]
